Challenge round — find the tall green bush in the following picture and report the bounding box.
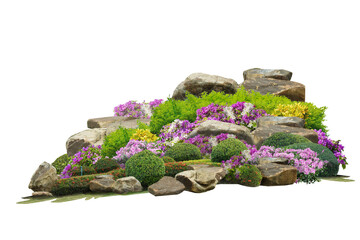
[101,127,136,158]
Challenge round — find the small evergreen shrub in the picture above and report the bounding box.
[211,138,248,162]
[164,143,202,162]
[51,169,126,196]
[70,166,97,177]
[261,132,311,148]
[93,158,120,173]
[101,127,136,158]
[285,142,339,177]
[224,164,262,187]
[125,150,165,187]
[52,154,70,174]
[162,156,176,163]
[164,162,188,177]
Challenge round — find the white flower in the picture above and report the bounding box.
[227,134,236,139]
[209,137,218,147]
[242,150,251,160]
[241,102,254,116]
[140,103,152,117]
[224,106,236,120]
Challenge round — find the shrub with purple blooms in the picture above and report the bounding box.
[113,139,163,165]
[315,129,348,169]
[195,101,268,130]
[60,145,102,179]
[252,146,327,184]
[114,99,163,119]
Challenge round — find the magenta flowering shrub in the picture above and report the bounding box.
[113,99,163,119]
[253,146,327,184]
[315,129,348,169]
[195,102,267,130]
[113,139,163,164]
[60,145,102,179]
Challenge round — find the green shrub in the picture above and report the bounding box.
[261,132,311,148]
[224,164,262,187]
[211,138,248,162]
[285,142,339,177]
[70,166,97,177]
[125,150,165,187]
[164,143,202,162]
[51,169,126,196]
[101,127,136,158]
[162,156,176,163]
[52,154,70,174]
[93,158,120,173]
[181,159,222,167]
[150,87,328,134]
[164,162,188,177]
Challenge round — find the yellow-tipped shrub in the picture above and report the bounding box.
[272,102,309,119]
[130,129,158,142]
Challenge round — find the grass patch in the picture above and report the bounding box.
[319,175,355,182]
[17,191,148,204]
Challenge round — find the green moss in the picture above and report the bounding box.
[125,150,165,187]
[285,142,339,177]
[211,138,248,162]
[164,143,202,162]
[261,132,311,148]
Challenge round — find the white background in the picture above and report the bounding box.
[1,0,359,239]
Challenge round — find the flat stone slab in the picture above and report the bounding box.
[106,118,151,135]
[256,116,305,128]
[32,191,54,197]
[189,120,254,145]
[251,125,318,148]
[241,77,305,102]
[172,73,239,100]
[257,163,298,186]
[243,68,293,81]
[258,157,289,165]
[148,176,185,196]
[87,116,129,129]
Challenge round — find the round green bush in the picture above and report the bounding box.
[161,156,175,163]
[125,150,165,187]
[164,143,202,162]
[70,166,97,177]
[261,132,311,148]
[236,164,262,187]
[211,138,248,162]
[285,142,339,177]
[52,154,70,174]
[93,158,120,173]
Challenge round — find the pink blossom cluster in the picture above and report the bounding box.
[113,99,163,119]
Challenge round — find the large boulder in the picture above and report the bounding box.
[256,116,305,128]
[175,166,226,193]
[148,176,185,196]
[243,68,293,81]
[87,116,129,129]
[256,163,297,186]
[188,120,254,145]
[251,125,318,148]
[112,176,143,194]
[28,162,58,192]
[89,178,115,192]
[105,118,151,135]
[241,77,305,102]
[172,73,239,100]
[66,128,106,156]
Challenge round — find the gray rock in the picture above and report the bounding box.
[106,118,151,135]
[256,163,297,186]
[112,176,143,194]
[66,128,106,156]
[189,120,254,145]
[187,164,212,171]
[95,175,114,180]
[241,77,305,102]
[258,157,288,165]
[196,167,226,183]
[251,125,318,148]
[243,68,293,81]
[28,162,58,192]
[89,178,115,192]
[148,176,185,196]
[172,73,239,100]
[87,116,129,129]
[256,116,305,128]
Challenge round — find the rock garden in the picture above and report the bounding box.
[21,68,351,203]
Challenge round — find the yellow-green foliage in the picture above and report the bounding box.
[272,102,327,131]
[130,129,158,142]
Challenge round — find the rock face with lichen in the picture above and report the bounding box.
[172,73,239,100]
[29,162,58,192]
